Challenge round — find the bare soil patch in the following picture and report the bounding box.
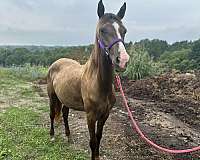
[36,71,200,160]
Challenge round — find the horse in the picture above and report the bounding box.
[47,0,129,159]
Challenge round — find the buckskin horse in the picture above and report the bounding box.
[47,0,129,159]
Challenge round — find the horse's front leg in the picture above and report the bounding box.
[95,111,109,159]
[86,111,97,160]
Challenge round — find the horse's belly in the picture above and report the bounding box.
[53,73,84,111]
[60,94,84,111]
[55,87,84,111]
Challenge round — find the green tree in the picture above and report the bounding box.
[135,39,168,59]
[189,39,200,69]
[168,40,193,52]
[159,49,192,71]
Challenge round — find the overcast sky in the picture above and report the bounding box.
[0,0,200,46]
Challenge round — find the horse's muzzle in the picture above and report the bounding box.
[118,52,129,69]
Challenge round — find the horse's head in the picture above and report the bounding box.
[96,0,129,72]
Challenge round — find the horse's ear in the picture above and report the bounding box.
[97,0,105,19]
[117,2,126,19]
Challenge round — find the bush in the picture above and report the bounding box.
[124,45,163,80]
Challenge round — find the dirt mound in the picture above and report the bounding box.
[125,71,200,102]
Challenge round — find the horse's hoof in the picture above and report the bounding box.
[63,135,74,144]
[50,137,55,142]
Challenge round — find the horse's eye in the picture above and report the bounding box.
[123,29,127,34]
[100,28,108,34]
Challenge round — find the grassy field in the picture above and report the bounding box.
[0,67,88,160]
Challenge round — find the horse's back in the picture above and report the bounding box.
[47,58,84,110]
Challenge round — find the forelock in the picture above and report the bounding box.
[100,13,121,24]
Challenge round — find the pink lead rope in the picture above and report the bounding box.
[115,74,200,154]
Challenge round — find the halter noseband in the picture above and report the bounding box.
[98,38,124,56]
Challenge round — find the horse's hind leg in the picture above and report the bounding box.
[49,96,56,141]
[62,105,72,142]
[48,92,62,141]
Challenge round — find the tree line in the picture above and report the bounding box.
[0,39,199,71]
[131,39,199,71]
[0,45,92,67]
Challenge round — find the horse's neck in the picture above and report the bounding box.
[88,39,113,94]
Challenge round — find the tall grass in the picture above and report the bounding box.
[4,63,47,81]
[124,45,163,80]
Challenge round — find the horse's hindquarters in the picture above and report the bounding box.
[48,58,84,111]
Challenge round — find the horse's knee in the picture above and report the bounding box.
[86,111,98,159]
[96,132,102,142]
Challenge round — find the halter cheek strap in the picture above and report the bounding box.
[98,39,109,55]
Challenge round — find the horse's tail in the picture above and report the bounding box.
[54,102,62,122]
[47,69,62,123]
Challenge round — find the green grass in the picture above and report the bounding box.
[0,67,40,110]
[0,67,88,160]
[0,108,87,160]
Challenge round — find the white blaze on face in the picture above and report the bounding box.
[112,22,130,69]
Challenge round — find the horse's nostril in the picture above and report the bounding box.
[116,57,120,64]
